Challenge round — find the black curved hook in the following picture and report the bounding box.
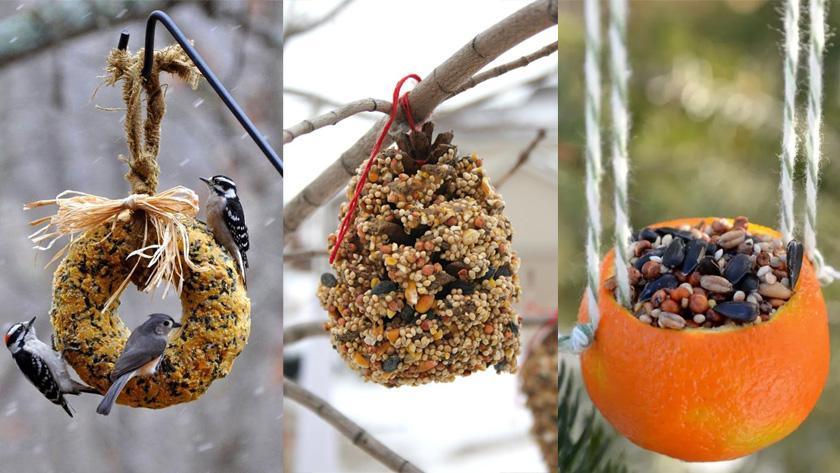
[118,10,283,177]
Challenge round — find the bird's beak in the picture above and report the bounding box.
[173,320,183,328]
[200,177,212,187]
[23,316,36,334]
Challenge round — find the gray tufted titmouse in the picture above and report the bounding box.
[96,313,181,416]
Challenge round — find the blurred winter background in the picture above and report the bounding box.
[283,1,557,472]
[0,1,281,473]
[559,1,840,472]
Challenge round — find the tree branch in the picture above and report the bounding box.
[0,0,180,69]
[284,0,355,42]
[495,128,546,189]
[285,378,424,473]
[283,0,558,239]
[283,98,392,145]
[284,321,327,345]
[450,42,558,97]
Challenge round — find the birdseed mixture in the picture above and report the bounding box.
[318,124,522,386]
[610,217,804,329]
[519,326,558,472]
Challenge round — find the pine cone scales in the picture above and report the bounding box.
[318,126,522,386]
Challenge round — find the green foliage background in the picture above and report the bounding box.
[558,1,840,471]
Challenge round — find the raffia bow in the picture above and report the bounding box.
[25,186,203,308]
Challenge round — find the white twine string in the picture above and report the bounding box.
[573,0,604,353]
[779,0,800,244]
[802,0,840,284]
[609,0,632,308]
[561,0,632,354]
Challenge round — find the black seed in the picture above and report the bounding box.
[638,228,659,242]
[383,356,400,372]
[445,262,466,277]
[787,239,804,288]
[494,265,513,278]
[723,254,752,284]
[638,274,679,302]
[450,280,476,295]
[399,306,416,324]
[634,248,666,270]
[662,238,686,268]
[507,322,520,336]
[713,301,758,322]
[696,256,721,276]
[320,273,338,288]
[736,273,760,293]
[681,239,707,274]
[655,227,694,240]
[494,361,507,373]
[478,266,496,282]
[371,280,399,295]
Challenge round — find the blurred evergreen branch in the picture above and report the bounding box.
[558,361,630,473]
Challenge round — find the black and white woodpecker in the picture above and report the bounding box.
[96,313,181,416]
[4,316,99,417]
[200,175,250,287]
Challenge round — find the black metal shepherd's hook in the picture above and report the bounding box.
[118,10,283,177]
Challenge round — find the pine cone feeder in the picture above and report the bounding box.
[520,326,558,472]
[318,124,522,386]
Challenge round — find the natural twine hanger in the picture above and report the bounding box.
[26,44,205,300]
[105,44,201,195]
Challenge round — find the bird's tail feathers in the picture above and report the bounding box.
[60,397,74,418]
[96,371,134,416]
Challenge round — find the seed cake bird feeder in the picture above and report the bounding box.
[25,12,282,409]
[317,76,522,386]
[519,319,557,471]
[560,0,831,462]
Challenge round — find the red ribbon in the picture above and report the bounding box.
[329,74,422,264]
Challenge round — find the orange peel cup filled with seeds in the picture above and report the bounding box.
[578,217,829,462]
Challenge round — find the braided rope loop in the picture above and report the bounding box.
[583,0,603,333]
[779,0,800,243]
[803,0,839,284]
[609,0,632,307]
[561,0,605,354]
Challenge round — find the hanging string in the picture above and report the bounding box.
[609,0,632,308]
[779,0,800,244]
[560,0,603,354]
[329,74,421,264]
[802,0,840,284]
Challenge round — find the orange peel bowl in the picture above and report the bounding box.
[578,217,830,461]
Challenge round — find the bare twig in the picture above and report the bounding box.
[283,98,392,145]
[0,0,180,69]
[495,129,547,189]
[450,42,558,97]
[285,378,424,473]
[284,321,327,345]
[283,0,558,238]
[284,0,355,41]
[284,249,329,262]
[283,42,557,147]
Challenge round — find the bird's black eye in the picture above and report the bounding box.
[164,320,171,327]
